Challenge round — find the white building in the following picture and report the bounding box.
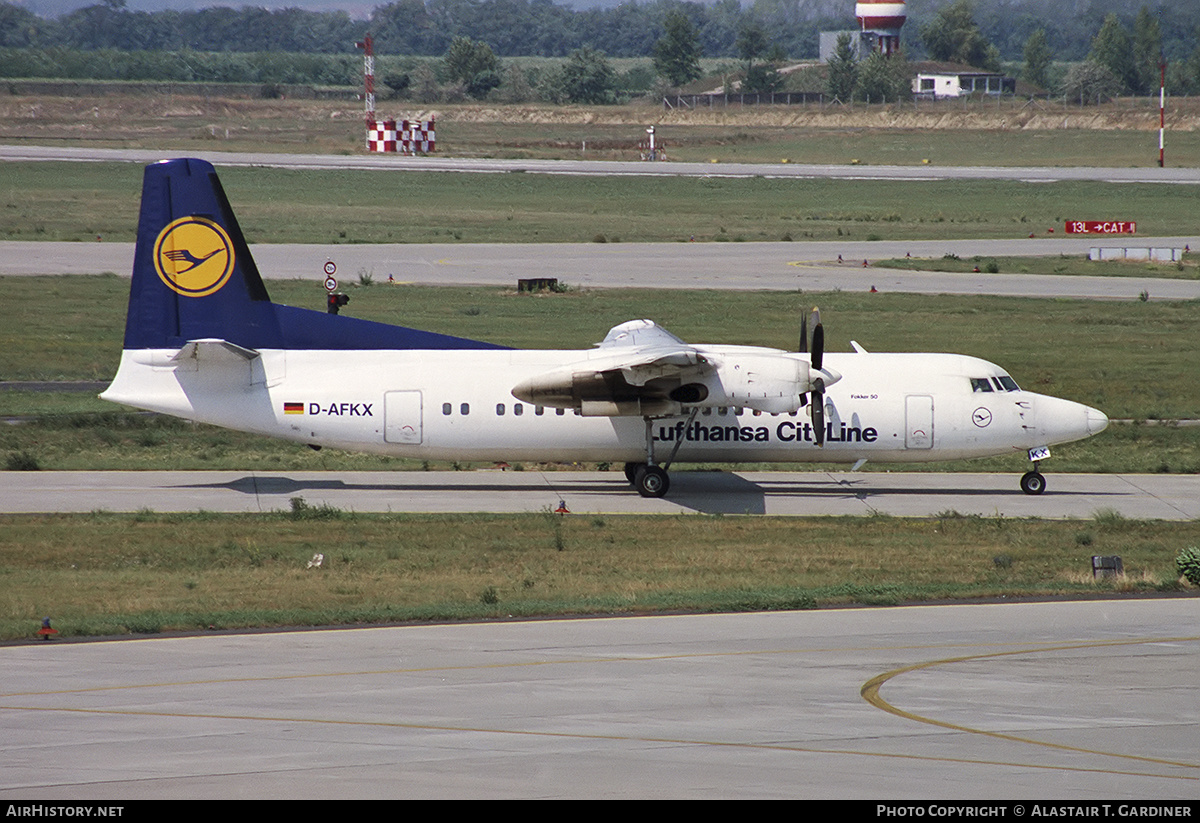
[913,71,1015,99]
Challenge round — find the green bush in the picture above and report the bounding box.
[6,451,40,471]
[1175,546,1200,586]
[289,497,344,521]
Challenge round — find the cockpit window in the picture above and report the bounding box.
[970,378,994,392]
[996,375,1020,392]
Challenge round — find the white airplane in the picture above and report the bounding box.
[101,158,1109,498]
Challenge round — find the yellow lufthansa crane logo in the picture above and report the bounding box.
[153,217,235,297]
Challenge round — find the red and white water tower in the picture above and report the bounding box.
[855,1,906,56]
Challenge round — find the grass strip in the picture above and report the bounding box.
[6,161,1200,244]
[2,509,1195,641]
[873,255,1199,280]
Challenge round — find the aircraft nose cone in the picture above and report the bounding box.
[1086,406,1108,435]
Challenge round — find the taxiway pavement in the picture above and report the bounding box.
[2,600,1196,798]
[3,470,1199,519]
[6,238,1200,301]
[5,144,1200,184]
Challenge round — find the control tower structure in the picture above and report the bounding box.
[855,1,906,56]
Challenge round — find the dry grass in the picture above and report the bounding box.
[2,92,1198,165]
[2,509,1194,640]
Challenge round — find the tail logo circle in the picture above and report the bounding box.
[153,217,235,297]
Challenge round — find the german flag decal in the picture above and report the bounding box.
[283,402,305,415]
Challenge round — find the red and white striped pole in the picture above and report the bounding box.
[1159,56,1165,168]
[356,34,375,127]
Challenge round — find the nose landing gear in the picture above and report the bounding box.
[1020,465,1046,495]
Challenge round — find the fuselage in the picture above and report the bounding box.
[101,346,1108,466]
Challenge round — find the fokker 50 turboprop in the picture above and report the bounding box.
[101,158,1109,498]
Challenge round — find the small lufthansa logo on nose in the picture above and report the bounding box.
[972,407,993,427]
[153,216,235,297]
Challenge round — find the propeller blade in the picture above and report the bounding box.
[811,377,825,446]
[811,323,824,372]
[799,312,808,354]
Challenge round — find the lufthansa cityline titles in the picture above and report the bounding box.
[653,419,879,445]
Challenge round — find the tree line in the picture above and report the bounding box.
[2,0,1199,99]
[2,0,1196,64]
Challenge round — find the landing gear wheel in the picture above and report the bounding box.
[1020,471,1046,495]
[634,465,670,498]
[624,462,646,486]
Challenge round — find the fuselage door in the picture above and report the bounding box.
[905,394,934,449]
[384,390,423,444]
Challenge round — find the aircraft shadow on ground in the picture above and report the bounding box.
[178,473,1125,517]
[179,473,770,514]
[755,478,1125,497]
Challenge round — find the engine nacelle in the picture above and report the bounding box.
[512,351,838,417]
[709,354,810,414]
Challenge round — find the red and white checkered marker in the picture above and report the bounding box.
[368,118,435,154]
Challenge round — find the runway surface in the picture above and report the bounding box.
[2,600,1196,798]
[4,470,1199,519]
[6,238,1200,301]
[5,144,1200,184]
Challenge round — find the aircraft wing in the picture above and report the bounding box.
[512,319,833,417]
[512,320,715,416]
[593,320,711,385]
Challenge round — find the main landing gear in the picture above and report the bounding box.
[624,462,669,498]
[624,410,697,498]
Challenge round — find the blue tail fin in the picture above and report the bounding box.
[124,158,504,352]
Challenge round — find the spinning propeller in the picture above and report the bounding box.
[799,307,827,446]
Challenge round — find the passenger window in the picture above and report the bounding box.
[496,403,505,416]
[971,378,994,393]
[442,402,451,415]
[514,403,523,416]
[556,408,565,416]
[535,406,544,416]
[460,403,470,415]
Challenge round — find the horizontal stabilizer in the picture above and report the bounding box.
[172,339,260,364]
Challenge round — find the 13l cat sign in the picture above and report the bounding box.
[1065,221,1136,234]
